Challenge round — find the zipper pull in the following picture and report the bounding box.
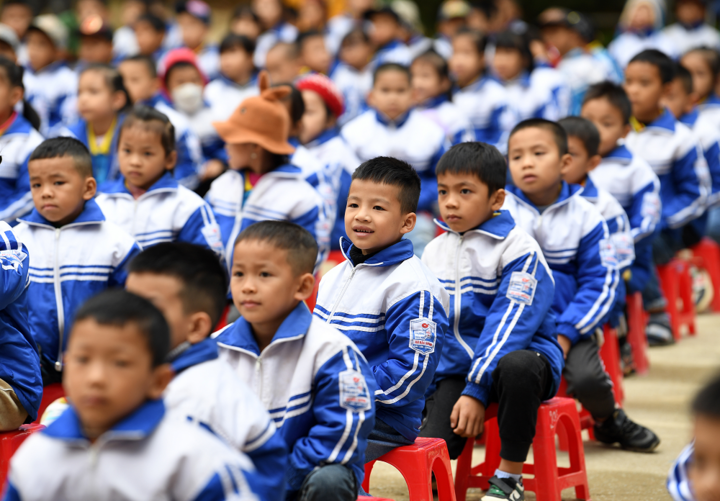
[54,360,62,372]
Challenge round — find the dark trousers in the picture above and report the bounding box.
[420,350,553,462]
[295,464,357,501]
[562,337,616,420]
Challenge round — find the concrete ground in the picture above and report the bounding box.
[364,314,720,500]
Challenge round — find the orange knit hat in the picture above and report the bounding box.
[212,71,296,155]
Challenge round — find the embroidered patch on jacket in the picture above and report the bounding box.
[599,238,619,269]
[339,370,372,411]
[640,192,661,220]
[0,249,26,271]
[409,318,437,355]
[611,232,635,266]
[201,223,225,256]
[506,271,537,305]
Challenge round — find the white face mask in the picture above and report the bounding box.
[172,83,204,115]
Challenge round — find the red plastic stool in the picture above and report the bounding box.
[626,293,649,375]
[656,259,696,340]
[362,437,456,501]
[599,326,624,404]
[0,423,45,485]
[454,397,590,501]
[358,497,395,501]
[556,379,595,447]
[35,383,65,424]
[691,238,720,312]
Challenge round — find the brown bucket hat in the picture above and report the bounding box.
[212,72,296,155]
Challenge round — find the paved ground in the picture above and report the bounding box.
[364,314,720,500]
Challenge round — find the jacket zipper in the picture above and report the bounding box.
[327,265,359,321]
[53,229,64,371]
[453,235,473,357]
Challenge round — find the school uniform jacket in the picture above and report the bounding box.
[681,108,720,207]
[452,76,511,150]
[421,211,563,406]
[0,114,45,223]
[625,109,707,229]
[23,62,78,135]
[204,74,259,122]
[314,238,449,441]
[666,441,695,501]
[416,94,475,145]
[697,93,720,133]
[3,399,259,501]
[216,303,375,494]
[501,68,571,124]
[165,337,288,501]
[341,109,449,213]
[96,172,224,255]
[0,222,42,421]
[205,166,329,269]
[503,183,619,346]
[14,200,140,370]
[663,22,720,54]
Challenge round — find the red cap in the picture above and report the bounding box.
[159,47,208,95]
[296,74,345,118]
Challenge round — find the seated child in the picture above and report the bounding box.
[23,15,77,135]
[297,30,331,75]
[252,0,298,68]
[217,221,375,501]
[667,373,720,501]
[14,137,140,385]
[77,16,115,66]
[341,63,449,254]
[330,27,373,125]
[207,84,329,268]
[682,48,720,150]
[663,0,720,56]
[314,157,449,462]
[134,12,167,64]
[126,242,288,501]
[504,118,660,452]
[0,57,45,223]
[296,73,361,251]
[411,49,474,145]
[325,0,373,57]
[204,34,259,122]
[608,0,676,69]
[96,105,224,255]
[0,1,32,66]
[4,289,259,500]
[230,5,262,42]
[419,142,562,500]
[449,28,510,149]
[265,41,302,85]
[0,221,42,429]
[175,0,219,81]
[365,6,412,68]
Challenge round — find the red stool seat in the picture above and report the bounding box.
[35,383,65,424]
[362,437,456,501]
[625,292,649,375]
[656,259,696,340]
[454,397,590,501]
[691,238,720,312]
[0,423,45,485]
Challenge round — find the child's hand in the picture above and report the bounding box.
[558,334,572,359]
[450,395,485,438]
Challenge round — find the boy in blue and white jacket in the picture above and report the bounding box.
[14,138,140,385]
[217,221,375,501]
[314,158,449,463]
[505,119,660,453]
[0,221,42,428]
[126,243,288,501]
[96,106,223,255]
[419,143,562,499]
[4,290,260,501]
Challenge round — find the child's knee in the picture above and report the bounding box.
[494,350,543,389]
[298,464,357,501]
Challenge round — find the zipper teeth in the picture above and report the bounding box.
[327,265,359,320]
[54,229,64,371]
[453,236,473,357]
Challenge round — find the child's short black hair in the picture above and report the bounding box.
[136,13,166,33]
[693,373,720,418]
[684,47,720,79]
[558,116,600,157]
[81,63,132,113]
[676,62,694,95]
[122,54,158,79]
[436,142,506,194]
[128,243,228,328]
[219,33,255,55]
[29,137,93,178]
[509,118,568,156]
[494,29,532,71]
[373,62,411,86]
[454,27,488,55]
[352,156,421,214]
[296,29,324,51]
[584,81,632,124]
[629,49,676,84]
[412,49,452,101]
[74,289,170,367]
[271,82,304,124]
[340,27,370,48]
[121,104,176,156]
[235,221,318,275]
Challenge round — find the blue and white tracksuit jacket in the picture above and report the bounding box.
[415,94,475,145]
[314,238,449,441]
[165,337,288,501]
[697,94,720,134]
[14,200,140,371]
[217,302,375,494]
[556,47,622,115]
[589,144,661,293]
[663,22,720,54]
[205,165,330,269]
[607,30,677,69]
[369,40,412,69]
[341,110,449,213]
[681,108,720,208]
[96,172,225,256]
[500,68,570,124]
[452,76,510,150]
[421,211,563,405]
[3,399,260,501]
[667,441,695,501]
[254,22,298,68]
[23,62,77,135]
[204,74,259,122]
[304,128,362,251]
[330,62,372,126]
[0,115,45,223]
[503,183,620,345]
[625,109,708,231]
[0,222,42,421]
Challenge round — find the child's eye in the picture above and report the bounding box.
[348,203,358,208]
[260,271,271,278]
[373,205,385,211]
[122,148,131,154]
[74,355,89,364]
[233,271,244,277]
[54,181,65,186]
[461,189,471,194]
[31,183,40,189]
[438,189,447,195]
[114,359,131,368]
[535,151,545,156]
[144,152,153,156]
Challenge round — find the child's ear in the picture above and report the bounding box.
[147,363,174,399]
[490,188,506,211]
[83,176,97,200]
[400,212,417,235]
[587,155,602,172]
[560,152,573,172]
[293,272,316,302]
[186,311,213,345]
[366,89,375,109]
[164,151,178,171]
[9,86,22,107]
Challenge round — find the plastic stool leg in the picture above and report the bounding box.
[454,438,474,501]
[432,450,458,501]
[600,326,624,404]
[362,460,376,493]
[529,407,561,501]
[626,293,649,375]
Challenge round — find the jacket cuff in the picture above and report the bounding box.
[556,322,582,346]
[462,380,490,407]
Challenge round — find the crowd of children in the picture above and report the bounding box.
[0,0,718,499]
